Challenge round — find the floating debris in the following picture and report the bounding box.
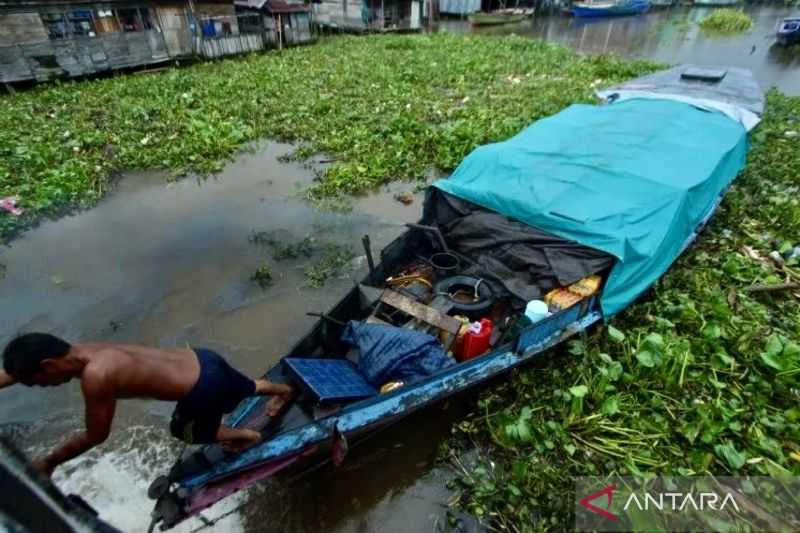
[0,197,23,216]
[250,263,274,289]
[394,191,414,205]
[304,245,356,288]
[271,236,317,261]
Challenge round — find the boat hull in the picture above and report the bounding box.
[777,18,800,46]
[469,14,526,25]
[692,0,740,5]
[468,10,532,25]
[571,0,650,17]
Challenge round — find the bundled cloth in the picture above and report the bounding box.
[342,321,454,386]
[0,197,23,216]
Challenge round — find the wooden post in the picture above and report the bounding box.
[278,14,283,50]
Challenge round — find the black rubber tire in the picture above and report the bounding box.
[434,275,495,316]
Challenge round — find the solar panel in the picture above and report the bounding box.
[283,358,377,404]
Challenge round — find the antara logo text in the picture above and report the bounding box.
[579,484,741,522]
[624,491,740,513]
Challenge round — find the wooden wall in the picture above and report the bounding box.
[0,13,48,46]
[312,0,367,29]
[155,5,192,57]
[312,0,421,30]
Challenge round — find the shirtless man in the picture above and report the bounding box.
[0,333,293,477]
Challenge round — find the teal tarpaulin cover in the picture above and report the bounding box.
[433,98,748,317]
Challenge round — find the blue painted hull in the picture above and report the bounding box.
[572,0,650,17]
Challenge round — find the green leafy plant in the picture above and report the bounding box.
[303,244,355,288]
[250,263,273,289]
[699,9,753,34]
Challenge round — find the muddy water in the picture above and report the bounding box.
[442,5,800,95]
[0,143,462,532]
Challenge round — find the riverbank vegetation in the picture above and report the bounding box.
[0,33,658,241]
[446,91,800,529]
[699,9,754,33]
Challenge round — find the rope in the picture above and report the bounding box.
[188,501,251,533]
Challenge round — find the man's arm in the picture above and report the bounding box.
[35,370,116,477]
[0,370,16,390]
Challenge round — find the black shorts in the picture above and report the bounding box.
[170,348,256,444]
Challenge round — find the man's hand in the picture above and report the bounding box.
[34,369,117,475]
[31,458,55,478]
[0,370,16,390]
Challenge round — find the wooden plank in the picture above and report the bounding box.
[365,315,391,326]
[379,290,462,335]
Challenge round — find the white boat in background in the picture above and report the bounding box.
[693,0,741,6]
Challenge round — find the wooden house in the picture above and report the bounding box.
[312,0,425,31]
[234,0,314,48]
[0,0,271,83]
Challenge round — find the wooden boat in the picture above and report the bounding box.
[650,0,675,7]
[692,0,740,5]
[571,0,650,17]
[468,8,533,25]
[147,66,764,530]
[777,16,800,46]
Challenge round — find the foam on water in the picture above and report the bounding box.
[48,425,247,533]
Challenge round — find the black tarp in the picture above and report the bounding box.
[421,189,615,304]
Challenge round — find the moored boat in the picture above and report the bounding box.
[777,16,800,46]
[571,0,650,17]
[692,0,740,5]
[147,65,764,531]
[468,8,534,25]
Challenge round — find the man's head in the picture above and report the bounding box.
[2,333,76,386]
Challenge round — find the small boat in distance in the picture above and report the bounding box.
[468,8,534,25]
[650,0,675,8]
[693,0,740,5]
[571,0,650,17]
[776,16,800,46]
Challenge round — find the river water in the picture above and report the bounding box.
[0,143,460,532]
[1,6,798,532]
[444,4,800,94]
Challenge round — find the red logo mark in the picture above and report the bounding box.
[579,484,619,522]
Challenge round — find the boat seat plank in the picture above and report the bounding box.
[378,290,462,335]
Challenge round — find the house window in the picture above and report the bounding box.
[117,8,144,32]
[68,9,96,36]
[94,9,120,33]
[40,13,68,39]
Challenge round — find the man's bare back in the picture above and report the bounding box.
[1,333,293,477]
[74,343,201,401]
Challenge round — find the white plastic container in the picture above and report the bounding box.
[524,299,550,323]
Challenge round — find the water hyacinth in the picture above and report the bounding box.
[0,33,660,241]
[699,9,754,34]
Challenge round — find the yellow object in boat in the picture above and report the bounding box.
[568,275,602,297]
[380,381,404,393]
[544,288,582,311]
